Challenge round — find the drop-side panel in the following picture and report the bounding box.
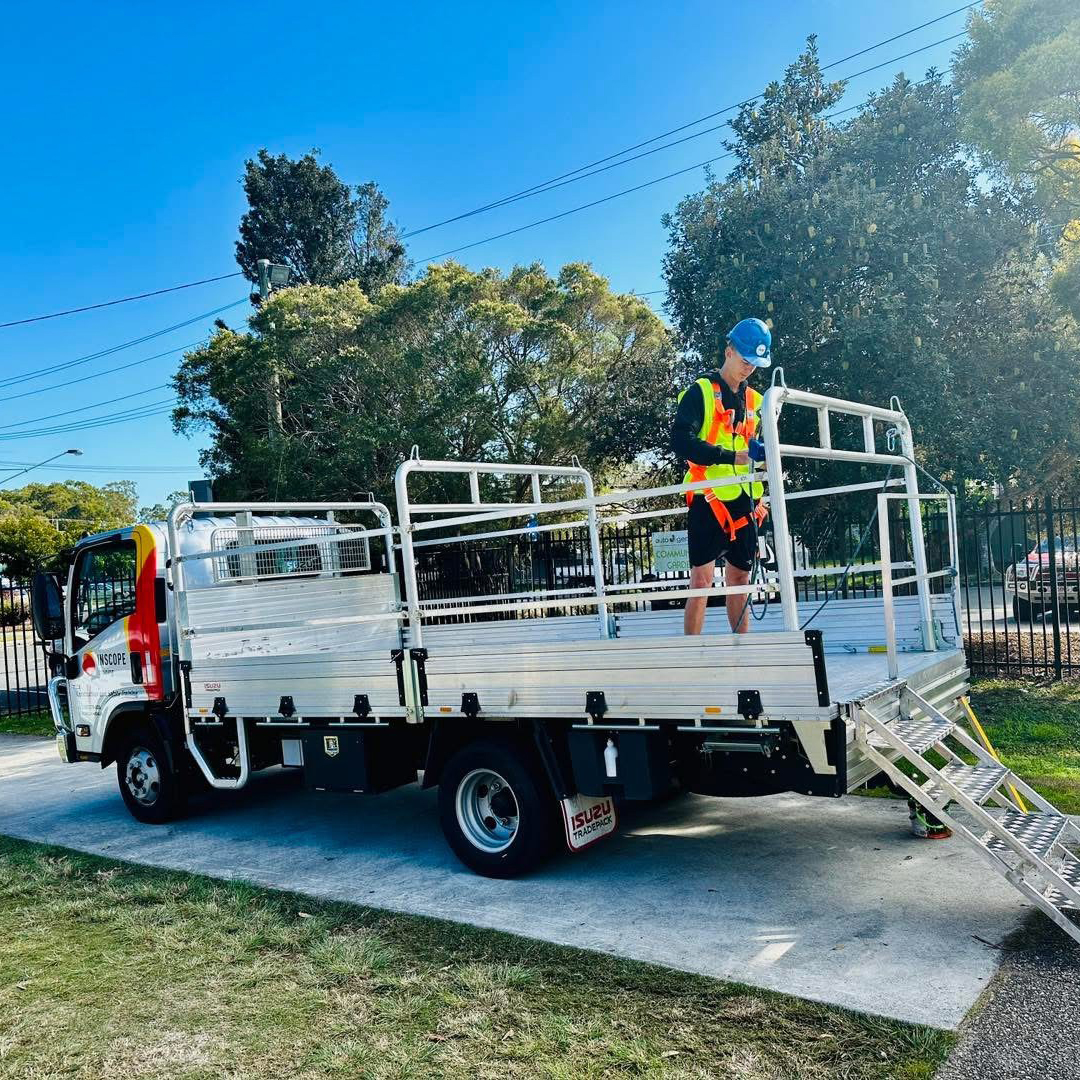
[181,572,404,718]
[183,574,401,660]
[420,631,829,722]
[185,654,406,718]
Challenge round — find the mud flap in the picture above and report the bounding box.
[560,793,618,852]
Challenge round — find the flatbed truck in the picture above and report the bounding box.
[33,378,1080,942]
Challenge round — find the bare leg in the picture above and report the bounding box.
[683,561,715,635]
[725,562,751,634]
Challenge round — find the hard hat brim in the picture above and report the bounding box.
[734,349,771,368]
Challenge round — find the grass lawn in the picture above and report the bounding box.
[0,836,949,1080]
[966,680,1080,813]
[0,710,52,737]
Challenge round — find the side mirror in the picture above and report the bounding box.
[30,571,65,643]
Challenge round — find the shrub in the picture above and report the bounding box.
[0,598,29,627]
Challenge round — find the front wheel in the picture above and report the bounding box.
[1013,596,1039,622]
[438,738,556,878]
[116,724,186,824]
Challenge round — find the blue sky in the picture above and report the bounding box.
[0,0,971,506]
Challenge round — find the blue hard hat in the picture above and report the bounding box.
[727,318,772,368]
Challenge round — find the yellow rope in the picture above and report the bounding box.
[959,695,1028,812]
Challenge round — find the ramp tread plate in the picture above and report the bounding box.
[1045,851,1080,910]
[925,763,1010,806]
[983,810,1068,861]
[867,714,954,755]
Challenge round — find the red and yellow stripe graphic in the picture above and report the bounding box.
[124,524,164,700]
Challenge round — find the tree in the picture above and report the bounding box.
[0,481,138,578]
[725,36,845,184]
[235,149,408,292]
[138,490,189,523]
[172,263,678,505]
[953,0,1080,221]
[662,41,1080,494]
[953,0,1080,319]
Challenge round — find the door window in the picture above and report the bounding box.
[71,540,138,647]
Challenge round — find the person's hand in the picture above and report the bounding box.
[734,450,750,466]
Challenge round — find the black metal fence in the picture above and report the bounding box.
[410,493,1080,681]
[958,495,1080,680]
[0,578,48,721]
[4,495,1080,721]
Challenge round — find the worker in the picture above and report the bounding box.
[671,318,771,636]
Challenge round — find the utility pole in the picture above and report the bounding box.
[257,259,291,446]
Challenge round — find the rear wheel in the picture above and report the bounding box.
[438,738,556,878]
[116,724,186,824]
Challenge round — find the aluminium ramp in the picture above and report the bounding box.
[854,686,1080,944]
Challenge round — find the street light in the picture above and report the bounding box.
[256,259,292,299]
[0,448,82,486]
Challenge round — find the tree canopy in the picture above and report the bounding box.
[952,0,1080,322]
[235,150,408,293]
[663,40,1080,494]
[172,262,678,505]
[0,481,138,578]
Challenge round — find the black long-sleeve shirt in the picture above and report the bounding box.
[670,371,746,466]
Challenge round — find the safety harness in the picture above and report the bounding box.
[684,380,768,541]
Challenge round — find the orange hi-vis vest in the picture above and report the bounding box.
[678,377,767,540]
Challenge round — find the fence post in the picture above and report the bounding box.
[1044,494,1064,681]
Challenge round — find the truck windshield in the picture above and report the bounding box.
[71,540,138,646]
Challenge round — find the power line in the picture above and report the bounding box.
[0,340,202,403]
[0,458,197,474]
[0,272,244,329]
[0,401,178,441]
[0,323,239,405]
[417,29,964,265]
[0,384,170,430]
[402,2,981,239]
[0,298,247,389]
[419,154,736,261]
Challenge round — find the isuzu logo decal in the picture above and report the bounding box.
[560,794,617,852]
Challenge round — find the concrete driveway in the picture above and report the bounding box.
[0,733,1034,1030]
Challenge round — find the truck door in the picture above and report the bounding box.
[65,528,163,754]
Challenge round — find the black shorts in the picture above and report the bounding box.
[687,495,756,571]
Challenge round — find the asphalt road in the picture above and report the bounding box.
[0,733,1041,1031]
[938,914,1080,1080]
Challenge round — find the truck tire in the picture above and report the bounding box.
[116,723,186,825]
[1013,597,1037,622]
[438,738,556,878]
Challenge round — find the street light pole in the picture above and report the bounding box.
[0,448,83,487]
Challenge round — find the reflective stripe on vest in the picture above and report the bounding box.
[680,378,765,504]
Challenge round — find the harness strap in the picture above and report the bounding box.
[702,494,769,541]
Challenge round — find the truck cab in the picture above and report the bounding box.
[39,523,169,768]
[36,510,382,817]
